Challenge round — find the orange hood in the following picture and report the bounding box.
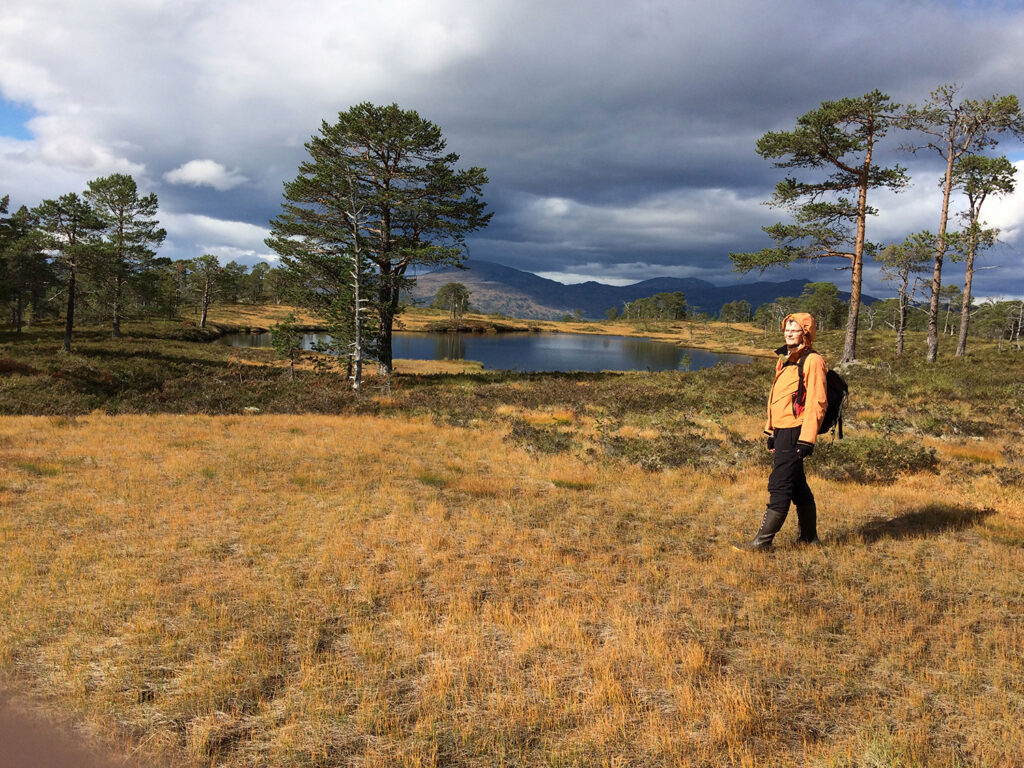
[781,312,817,348]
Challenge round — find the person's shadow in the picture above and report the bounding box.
[832,504,995,545]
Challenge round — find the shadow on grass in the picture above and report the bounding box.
[835,504,995,545]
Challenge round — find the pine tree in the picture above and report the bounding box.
[32,193,103,352]
[267,103,490,376]
[83,174,166,338]
[902,84,1024,362]
[730,91,908,362]
[948,155,1016,356]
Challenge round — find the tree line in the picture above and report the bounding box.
[730,83,1023,362]
[605,279,1022,351]
[741,284,1022,351]
[2,102,492,387]
[0,179,291,351]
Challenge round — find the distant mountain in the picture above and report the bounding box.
[408,260,872,320]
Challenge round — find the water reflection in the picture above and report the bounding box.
[433,333,466,361]
[218,331,751,372]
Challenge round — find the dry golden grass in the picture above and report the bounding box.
[392,359,486,376]
[1,411,1022,767]
[205,304,320,328]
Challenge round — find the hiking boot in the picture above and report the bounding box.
[732,509,787,553]
[796,503,818,544]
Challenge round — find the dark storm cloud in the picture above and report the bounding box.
[1,0,1023,295]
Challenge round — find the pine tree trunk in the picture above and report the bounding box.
[843,159,870,363]
[928,151,956,363]
[955,240,977,357]
[63,267,76,352]
[201,278,211,329]
[112,276,122,338]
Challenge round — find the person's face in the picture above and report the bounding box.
[784,320,804,348]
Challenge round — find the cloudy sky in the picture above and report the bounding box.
[2,0,1024,299]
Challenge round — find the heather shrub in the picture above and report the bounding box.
[504,418,574,454]
[811,436,938,483]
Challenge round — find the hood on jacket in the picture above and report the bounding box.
[781,312,816,348]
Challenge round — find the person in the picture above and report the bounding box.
[734,312,827,552]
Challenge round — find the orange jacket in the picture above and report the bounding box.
[764,313,829,445]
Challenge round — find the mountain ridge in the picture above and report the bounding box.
[408,260,870,320]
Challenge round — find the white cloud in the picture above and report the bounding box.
[159,212,275,264]
[534,271,635,286]
[517,188,769,252]
[980,159,1024,243]
[164,159,247,191]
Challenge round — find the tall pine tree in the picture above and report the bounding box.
[902,84,1023,362]
[267,102,491,376]
[83,174,166,338]
[730,90,908,362]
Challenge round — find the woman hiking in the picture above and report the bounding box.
[734,312,827,552]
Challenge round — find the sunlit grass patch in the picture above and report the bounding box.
[928,439,1004,464]
[521,407,576,426]
[393,357,485,375]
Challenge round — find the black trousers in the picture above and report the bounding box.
[767,426,814,516]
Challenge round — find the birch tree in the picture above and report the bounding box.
[189,254,221,329]
[432,282,472,323]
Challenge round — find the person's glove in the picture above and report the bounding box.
[796,441,814,459]
[766,435,775,451]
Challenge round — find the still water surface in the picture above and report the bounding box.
[218,331,751,373]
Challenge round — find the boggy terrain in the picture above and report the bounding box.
[0,313,1022,767]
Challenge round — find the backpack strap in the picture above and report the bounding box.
[794,351,808,417]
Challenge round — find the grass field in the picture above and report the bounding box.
[0,311,1022,767]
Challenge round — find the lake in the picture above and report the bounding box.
[218,331,752,373]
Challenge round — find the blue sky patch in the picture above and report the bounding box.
[0,98,36,140]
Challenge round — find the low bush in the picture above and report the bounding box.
[914,403,993,437]
[0,358,39,375]
[811,435,938,483]
[503,418,574,454]
[600,431,737,472]
[995,466,1024,488]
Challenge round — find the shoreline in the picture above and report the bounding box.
[204,305,777,361]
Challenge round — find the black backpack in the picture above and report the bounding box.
[797,354,849,438]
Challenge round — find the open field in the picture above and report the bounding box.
[0,315,1022,766]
